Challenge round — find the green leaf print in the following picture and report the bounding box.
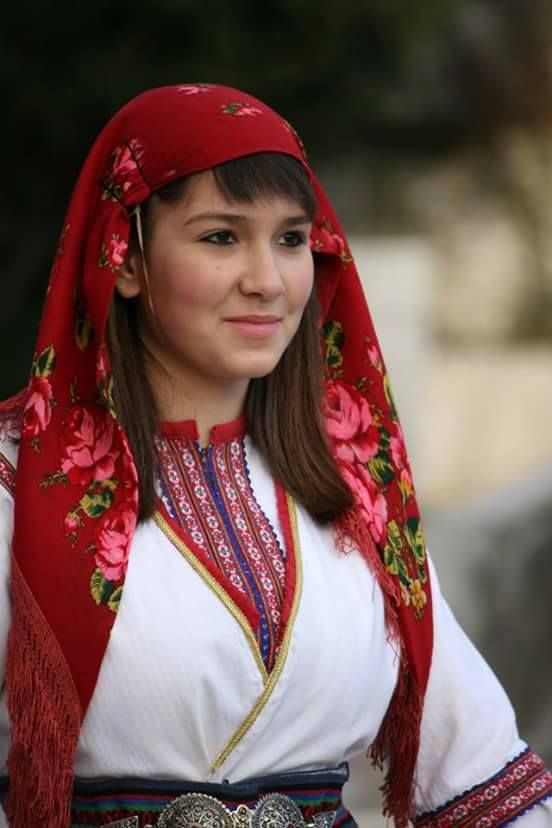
[323,320,344,369]
[367,453,395,485]
[34,345,56,378]
[79,487,115,519]
[383,374,398,420]
[405,517,426,566]
[383,519,403,575]
[90,568,116,606]
[107,586,123,613]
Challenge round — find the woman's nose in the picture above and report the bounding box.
[239,244,285,298]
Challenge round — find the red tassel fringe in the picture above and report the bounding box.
[370,651,422,827]
[5,561,81,828]
[335,508,422,827]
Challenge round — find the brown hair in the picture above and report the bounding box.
[107,153,353,522]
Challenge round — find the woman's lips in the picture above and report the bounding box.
[224,315,282,338]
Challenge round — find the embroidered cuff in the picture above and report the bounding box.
[415,748,552,827]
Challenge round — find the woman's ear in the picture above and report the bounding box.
[115,242,143,299]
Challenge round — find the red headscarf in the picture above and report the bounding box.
[3,84,432,827]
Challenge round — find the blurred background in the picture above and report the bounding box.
[2,0,551,823]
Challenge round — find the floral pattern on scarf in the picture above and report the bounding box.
[22,346,57,450]
[324,321,428,617]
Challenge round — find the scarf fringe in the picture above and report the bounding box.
[370,653,422,828]
[5,560,81,828]
[336,509,421,828]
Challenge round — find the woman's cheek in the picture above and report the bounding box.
[294,262,315,309]
[163,269,204,305]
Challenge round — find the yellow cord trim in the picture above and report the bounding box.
[210,494,303,773]
[154,511,268,683]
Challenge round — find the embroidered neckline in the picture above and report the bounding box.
[160,414,247,443]
[210,490,302,774]
[155,433,292,672]
[153,488,302,773]
[154,507,268,680]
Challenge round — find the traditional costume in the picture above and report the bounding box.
[0,84,550,827]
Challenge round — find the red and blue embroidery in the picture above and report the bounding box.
[0,451,16,498]
[58,768,354,827]
[156,424,286,672]
[415,747,552,827]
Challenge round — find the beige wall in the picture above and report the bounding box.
[351,236,552,509]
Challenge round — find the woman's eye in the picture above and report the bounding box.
[202,230,235,245]
[279,231,306,247]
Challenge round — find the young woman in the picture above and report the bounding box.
[0,84,550,828]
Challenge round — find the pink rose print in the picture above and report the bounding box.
[221,102,263,117]
[177,84,212,95]
[390,424,408,470]
[94,506,135,581]
[106,235,127,268]
[319,226,347,257]
[399,467,414,499]
[339,461,388,544]
[102,138,146,204]
[114,448,139,507]
[64,512,80,534]
[61,405,119,486]
[366,342,381,370]
[236,105,262,116]
[100,234,128,271]
[312,223,352,264]
[111,139,145,192]
[326,381,379,464]
[22,376,54,439]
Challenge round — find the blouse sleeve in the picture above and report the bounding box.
[413,557,552,825]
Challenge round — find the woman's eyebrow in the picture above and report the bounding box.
[183,211,312,227]
[281,214,312,226]
[184,211,247,226]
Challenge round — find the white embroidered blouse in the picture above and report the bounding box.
[0,427,550,826]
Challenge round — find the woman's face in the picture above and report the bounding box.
[117,170,314,403]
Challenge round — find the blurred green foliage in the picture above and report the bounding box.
[2,0,552,393]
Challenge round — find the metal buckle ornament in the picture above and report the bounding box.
[103,791,336,828]
[156,793,234,828]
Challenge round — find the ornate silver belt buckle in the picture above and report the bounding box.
[103,791,336,828]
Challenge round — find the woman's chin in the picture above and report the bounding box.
[223,346,288,381]
[230,357,283,381]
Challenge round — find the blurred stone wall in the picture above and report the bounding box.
[351,234,552,509]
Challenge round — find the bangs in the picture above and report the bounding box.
[141,153,318,239]
[212,153,317,220]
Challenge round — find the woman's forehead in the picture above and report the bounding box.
[155,170,310,218]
